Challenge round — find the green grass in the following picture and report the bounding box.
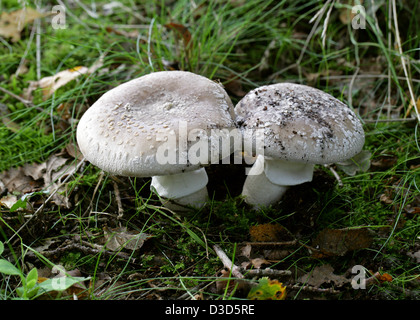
[0,0,419,300]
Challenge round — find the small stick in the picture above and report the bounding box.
[243,240,297,246]
[213,244,244,279]
[245,268,291,278]
[289,284,340,295]
[0,86,34,107]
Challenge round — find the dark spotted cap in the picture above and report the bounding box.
[235,82,365,164]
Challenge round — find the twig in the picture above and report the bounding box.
[0,85,62,121]
[0,85,34,107]
[213,244,244,279]
[243,240,298,246]
[37,240,137,264]
[245,268,292,279]
[289,284,340,295]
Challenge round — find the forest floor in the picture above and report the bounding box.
[0,0,419,301]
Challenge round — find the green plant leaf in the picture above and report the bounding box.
[37,276,89,294]
[0,241,4,255]
[26,268,38,289]
[10,198,27,212]
[0,259,22,276]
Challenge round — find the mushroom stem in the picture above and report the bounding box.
[151,167,209,211]
[242,155,314,210]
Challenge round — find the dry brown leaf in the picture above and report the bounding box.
[0,166,40,194]
[0,154,79,208]
[0,194,19,209]
[24,57,104,100]
[312,227,373,257]
[0,8,48,42]
[298,264,348,288]
[240,244,252,259]
[103,226,152,252]
[250,258,269,269]
[249,223,289,242]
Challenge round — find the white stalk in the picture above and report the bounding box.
[151,167,209,210]
[242,155,314,210]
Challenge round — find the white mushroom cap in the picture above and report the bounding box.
[235,83,365,164]
[76,71,237,177]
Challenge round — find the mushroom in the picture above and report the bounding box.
[77,71,239,211]
[235,82,365,210]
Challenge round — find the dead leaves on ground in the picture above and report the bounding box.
[103,226,152,252]
[215,223,394,299]
[0,151,81,210]
[0,8,49,42]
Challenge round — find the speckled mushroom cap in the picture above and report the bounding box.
[235,83,365,164]
[76,71,237,177]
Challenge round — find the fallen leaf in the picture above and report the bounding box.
[103,226,152,251]
[312,227,373,257]
[376,272,393,283]
[380,192,394,205]
[298,264,347,288]
[0,166,40,194]
[250,258,269,269]
[23,56,104,100]
[0,8,48,42]
[240,244,252,259]
[247,277,286,300]
[249,223,289,242]
[0,194,19,210]
[0,154,80,208]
